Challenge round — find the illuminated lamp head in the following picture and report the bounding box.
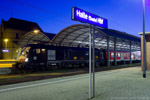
[4,39,8,42]
[33,29,40,34]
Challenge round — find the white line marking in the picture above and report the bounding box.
[0,69,126,92]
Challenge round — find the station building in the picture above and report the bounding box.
[0,18,55,60]
[139,32,150,70]
[0,18,141,66]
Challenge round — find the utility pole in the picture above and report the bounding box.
[143,0,146,78]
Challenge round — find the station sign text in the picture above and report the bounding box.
[72,7,108,28]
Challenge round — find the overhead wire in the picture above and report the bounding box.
[7,0,138,35]
[8,0,78,26]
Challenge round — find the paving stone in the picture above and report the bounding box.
[0,67,150,100]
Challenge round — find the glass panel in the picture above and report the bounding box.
[36,49,40,54]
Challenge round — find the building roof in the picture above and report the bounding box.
[1,17,140,51]
[17,31,52,48]
[51,24,141,51]
[43,32,56,40]
[139,32,150,35]
[99,29,141,42]
[2,18,43,32]
[51,24,107,48]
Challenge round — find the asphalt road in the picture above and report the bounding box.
[0,67,150,100]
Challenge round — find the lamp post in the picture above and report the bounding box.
[143,0,146,78]
[33,29,40,44]
[4,39,8,49]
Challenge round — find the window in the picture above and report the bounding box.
[16,33,18,39]
[85,52,88,56]
[33,49,35,52]
[36,49,40,54]
[111,52,114,57]
[42,49,45,52]
[20,47,31,57]
[96,56,99,59]
[33,56,37,60]
[118,53,121,57]
[26,47,31,53]
[124,53,126,57]
[73,57,77,60]
[131,54,134,59]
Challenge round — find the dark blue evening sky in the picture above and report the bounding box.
[0,0,150,37]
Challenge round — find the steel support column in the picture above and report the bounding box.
[89,25,96,98]
[92,25,95,97]
[89,24,92,98]
[107,37,110,67]
[130,41,132,64]
[114,38,117,66]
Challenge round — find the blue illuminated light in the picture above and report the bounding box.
[72,7,108,28]
[2,50,10,52]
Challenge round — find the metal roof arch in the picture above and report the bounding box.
[18,31,51,48]
[51,24,108,47]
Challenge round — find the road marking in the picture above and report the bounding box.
[0,69,127,92]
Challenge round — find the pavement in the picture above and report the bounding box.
[0,66,150,100]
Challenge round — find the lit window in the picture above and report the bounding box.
[118,53,121,57]
[96,56,99,59]
[74,57,77,60]
[111,53,114,57]
[36,49,40,54]
[131,54,134,59]
[26,47,31,53]
[42,49,45,52]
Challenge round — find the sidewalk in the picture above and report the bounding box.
[0,67,150,100]
[93,67,150,100]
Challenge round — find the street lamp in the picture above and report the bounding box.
[143,0,146,78]
[33,29,40,34]
[4,39,9,49]
[33,30,40,44]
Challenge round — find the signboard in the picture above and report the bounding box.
[2,50,10,52]
[47,50,56,60]
[72,7,108,28]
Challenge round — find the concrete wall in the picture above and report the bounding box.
[146,35,150,70]
[141,35,150,70]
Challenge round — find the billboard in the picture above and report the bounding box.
[72,7,108,28]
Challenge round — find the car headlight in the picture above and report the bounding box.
[25,58,28,62]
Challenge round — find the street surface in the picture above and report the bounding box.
[0,67,150,100]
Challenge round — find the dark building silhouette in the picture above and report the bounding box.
[0,18,45,59]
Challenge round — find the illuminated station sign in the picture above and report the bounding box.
[72,7,108,28]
